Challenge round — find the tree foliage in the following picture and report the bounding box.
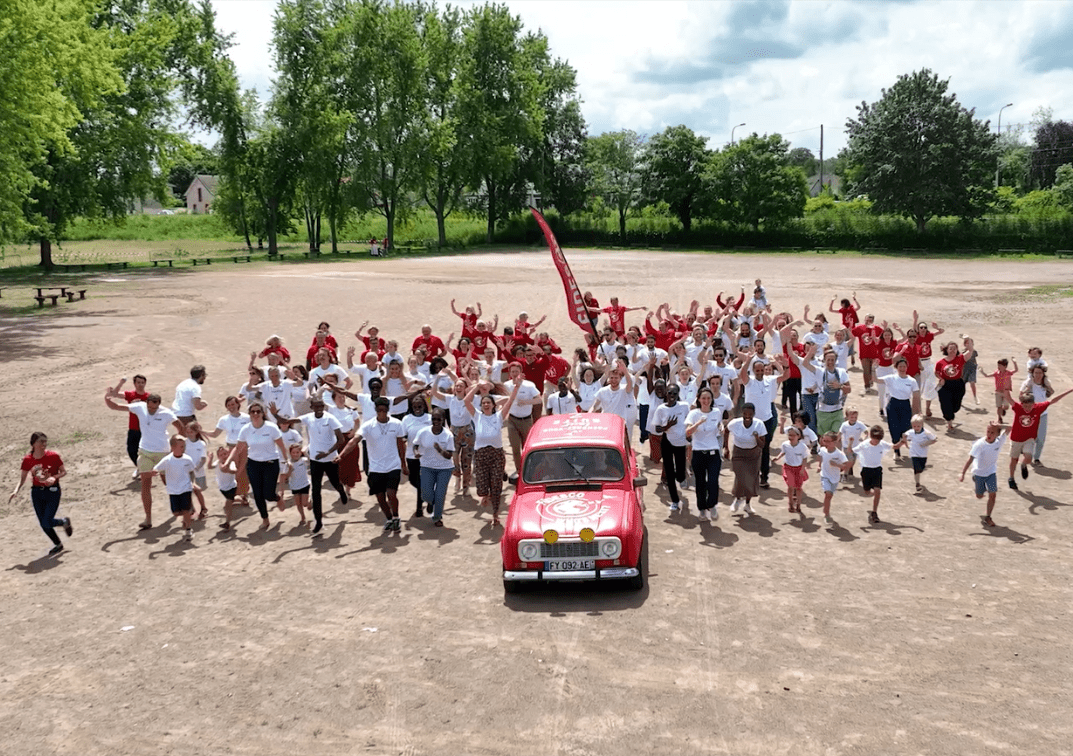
[643,125,709,232]
[845,69,997,232]
[1030,119,1073,190]
[705,134,808,230]
[587,130,645,238]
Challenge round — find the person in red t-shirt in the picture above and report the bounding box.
[450,299,481,338]
[852,315,882,392]
[601,296,647,339]
[894,331,922,378]
[935,341,969,431]
[1004,388,1071,489]
[411,324,446,359]
[10,432,71,554]
[110,374,150,472]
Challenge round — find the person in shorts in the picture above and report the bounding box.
[339,398,407,532]
[817,431,850,526]
[285,443,310,526]
[853,425,895,524]
[151,436,197,542]
[960,423,1008,527]
[208,446,239,531]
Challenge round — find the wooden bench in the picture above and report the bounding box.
[232,254,252,263]
[268,253,286,261]
[58,263,87,272]
[815,247,837,254]
[35,294,61,307]
[302,250,321,259]
[191,258,213,266]
[1056,250,1073,259]
[107,261,129,269]
[64,289,87,302]
[151,259,174,267]
[998,248,1026,254]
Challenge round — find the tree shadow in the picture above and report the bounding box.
[734,513,779,537]
[272,522,348,563]
[0,309,125,363]
[8,549,68,574]
[968,523,1035,543]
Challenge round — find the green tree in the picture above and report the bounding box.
[1030,119,1073,190]
[587,130,645,239]
[705,133,809,230]
[844,68,998,232]
[1053,164,1073,212]
[417,3,468,248]
[643,125,709,232]
[459,3,542,243]
[21,0,196,266]
[787,147,818,177]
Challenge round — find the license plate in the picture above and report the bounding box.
[545,560,595,571]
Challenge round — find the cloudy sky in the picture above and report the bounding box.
[209,0,1073,156]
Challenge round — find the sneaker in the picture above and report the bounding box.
[982,515,996,527]
[131,469,140,480]
[711,506,719,522]
[894,448,901,458]
[824,515,833,525]
[743,501,755,515]
[63,517,73,537]
[414,506,423,518]
[759,478,770,489]
[183,529,193,542]
[48,544,64,556]
[433,519,444,527]
[392,517,402,531]
[426,501,433,514]
[669,501,680,512]
[868,511,879,524]
[730,498,742,513]
[383,519,394,532]
[1008,477,1018,490]
[1021,464,1028,480]
[698,508,709,520]
[312,520,323,535]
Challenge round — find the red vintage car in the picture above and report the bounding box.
[501,413,647,593]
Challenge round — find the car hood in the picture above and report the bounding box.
[508,488,634,539]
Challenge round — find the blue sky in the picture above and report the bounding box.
[209,0,1073,157]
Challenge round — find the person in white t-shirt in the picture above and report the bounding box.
[546,376,581,415]
[959,422,1008,528]
[104,390,184,531]
[853,425,906,524]
[347,349,384,393]
[208,446,239,530]
[773,425,811,514]
[412,409,456,526]
[685,387,728,520]
[284,443,310,526]
[464,377,523,526]
[172,365,208,423]
[150,435,197,542]
[817,431,851,525]
[339,397,408,532]
[225,402,289,532]
[297,397,348,534]
[591,360,636,439]
[838,407,868,480]
[738,356,787,488]
[724,403,765,515]
[902,414,938,493]
[503,362,543,478]
[654,386,690,512]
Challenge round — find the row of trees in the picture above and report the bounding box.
[2,1,1071,268]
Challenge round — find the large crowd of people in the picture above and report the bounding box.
[10,283,1070,551]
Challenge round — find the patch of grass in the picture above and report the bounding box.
[1022,284,1073,298]
[61,429,104,445]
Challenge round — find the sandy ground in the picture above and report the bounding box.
[1,250,1072,756]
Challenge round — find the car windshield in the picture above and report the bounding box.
[522,446,625,485]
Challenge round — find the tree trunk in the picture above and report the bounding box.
[437,205,448,249]
[618,206,627,240]
[39,238,54,269]
[305,207,316,253]
[329,213,338,254]
[486,178,496,244]
[915,215,927,233]
[385,202,395,252]
[267,197,279,257]
[239,197,253,251]
[315,212,321,251]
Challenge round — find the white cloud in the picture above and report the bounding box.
[208,0,1073,155]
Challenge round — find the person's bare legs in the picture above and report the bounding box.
[139,472,154,527]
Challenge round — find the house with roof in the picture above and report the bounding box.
[184,174,219,214]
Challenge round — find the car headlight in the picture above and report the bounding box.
[519,542,540,561]
[600,539,621,558]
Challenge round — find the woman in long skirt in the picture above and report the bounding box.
[725,403,764,515]
[881,357,920,456]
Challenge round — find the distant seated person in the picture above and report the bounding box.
[369,237,381,257]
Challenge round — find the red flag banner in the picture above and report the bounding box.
[531,207,598,336]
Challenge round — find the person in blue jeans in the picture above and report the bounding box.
[10,432,72,555]
[413,410,456,526]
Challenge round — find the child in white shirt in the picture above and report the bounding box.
[839,407,869,479]
[817,431,851,525]
[208,446,238,530]
[773,425,811,513]
[853,425,904,524]
[285,444,310,526]
[902,414,938,492]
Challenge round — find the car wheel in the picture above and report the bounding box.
[626,536,646,591]
[503,578,523,594]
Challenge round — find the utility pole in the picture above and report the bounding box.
[819,124,824,196]
[996,103,1013,188]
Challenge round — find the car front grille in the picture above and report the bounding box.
[541,541,599,559]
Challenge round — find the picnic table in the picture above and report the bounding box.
[34,286,68,307]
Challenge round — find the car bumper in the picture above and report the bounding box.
[503,566,639,582]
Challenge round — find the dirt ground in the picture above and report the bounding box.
[1,250,1072,756]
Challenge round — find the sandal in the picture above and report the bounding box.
[198,509,208,520]
[138,521,152,531]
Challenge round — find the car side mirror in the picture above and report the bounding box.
[633,476,648,488]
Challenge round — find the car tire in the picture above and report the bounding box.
[503,578,523,594]
[625,535,646,591]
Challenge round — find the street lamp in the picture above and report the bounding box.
[995,102,1012,188]
[731,123,746,146]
